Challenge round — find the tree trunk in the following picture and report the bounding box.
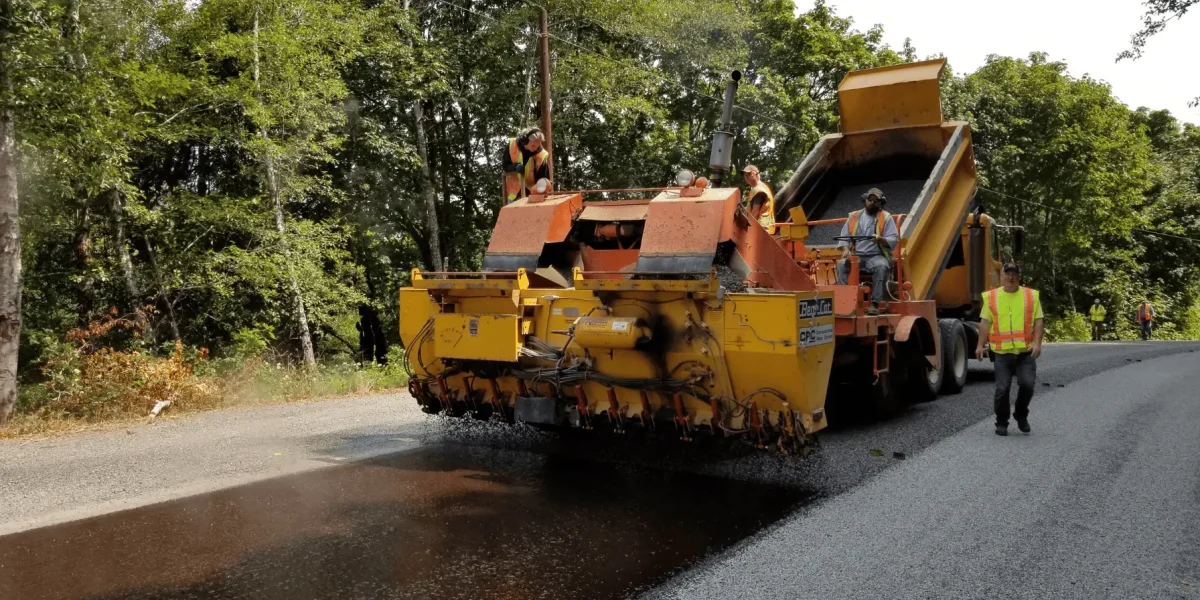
[413,100,443,271]
[0,0,22,424]
[255,7,316,369]
[403,0,443,272]
[108,189,151,338]
[143,235,181,343]
[457,98,476,220]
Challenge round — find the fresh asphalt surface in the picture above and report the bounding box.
[2,341,1198,599]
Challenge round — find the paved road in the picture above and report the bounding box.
[1,341,1197,599]
[649,346,1200,600]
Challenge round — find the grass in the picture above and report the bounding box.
[1,357,409,440]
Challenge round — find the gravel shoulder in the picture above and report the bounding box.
[0,394,427,535]
[645,349,1200,600]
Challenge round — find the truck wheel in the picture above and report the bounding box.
[900,338,939,403]
[939,318,968,394]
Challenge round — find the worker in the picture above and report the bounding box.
[975,262,1044,436]
[501,127,551,203]
[1137,300,1156,340]
[741,164,775,234]
[1089,299,1107,341]
[836,187,898,316]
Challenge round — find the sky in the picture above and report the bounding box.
[795,0,1199,125]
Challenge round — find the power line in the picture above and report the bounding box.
[978,186,1200,245]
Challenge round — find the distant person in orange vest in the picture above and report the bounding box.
[741,165,776,234]
[836,188,898,315]
[501,127,550,203]
[975,262,1044,436]
[1137,301,1156,340]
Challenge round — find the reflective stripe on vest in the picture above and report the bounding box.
[746,181,776,232]
[847,209,890,239]
[987,287,1036,350]
[504,139,550,203]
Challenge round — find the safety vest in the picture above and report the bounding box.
[847,209,891,247]
[1137,303,1154,323]
[505,138,550,203]
[1089,304,1106,322]
[745,181,775,233]
[985,287,1037,352]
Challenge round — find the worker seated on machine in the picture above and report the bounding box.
[836,187,898,316]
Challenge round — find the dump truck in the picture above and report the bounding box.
[399,58,1014,453]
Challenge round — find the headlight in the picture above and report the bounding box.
[675,169,695,187]
[533,178,551,194]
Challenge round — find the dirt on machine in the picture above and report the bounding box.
[399,58,1017,454]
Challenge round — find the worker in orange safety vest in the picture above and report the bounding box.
[835,187,898,315]
[501,127,551,203]
[975,262,1044,436]
[1136,301,1156,340]
[741,164,776,234]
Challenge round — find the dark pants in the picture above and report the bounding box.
[1140,320,1153,340]
[994,352,1036,427]
[1091,321,1102,341]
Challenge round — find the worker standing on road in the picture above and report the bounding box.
[975,262,1044,436]
[501,127,550,203]
[742,165,776,234]
[836,188,898,316]
[1089,299,1107,341]
[1137,301,1156,340]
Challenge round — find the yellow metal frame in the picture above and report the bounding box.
[571,267,719,293]
[433,313,521,362]
[411,268,530,291]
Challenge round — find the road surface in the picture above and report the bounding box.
[1,341,1197,599]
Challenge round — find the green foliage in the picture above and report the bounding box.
[231,324,275,359]
[1044,312,1091,342]
[9,0,1200,412]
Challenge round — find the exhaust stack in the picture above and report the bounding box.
[708,70,741,187]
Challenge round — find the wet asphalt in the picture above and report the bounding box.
[1,341,1197,600]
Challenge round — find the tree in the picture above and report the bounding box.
[0,0,19,423]
[1120,0,1197,106]
[945,54,1154,317]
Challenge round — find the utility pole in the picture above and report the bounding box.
[538,6,554,182]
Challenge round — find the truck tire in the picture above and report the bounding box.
[903,339,939,403]
[939,318,968,394]
[963,320,979,352]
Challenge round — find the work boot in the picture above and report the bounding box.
[1017,419,1031,434]
[866,303,880,316]
[995,424,1008,436]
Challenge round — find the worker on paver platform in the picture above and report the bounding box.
[975,262,1044,436]
[836,187,898,316]
[501,127,551,203]
[741,165,775,234]
[1089,299,1107,341]
[1137,301,1156,340]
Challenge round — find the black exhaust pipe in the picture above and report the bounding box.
[709,70,741,187]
